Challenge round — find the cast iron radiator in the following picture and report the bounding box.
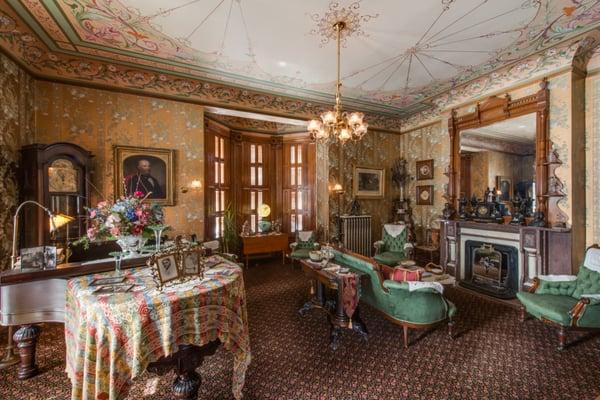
[340,215,372,256]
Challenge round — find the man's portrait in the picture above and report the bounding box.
[114,145,175,205]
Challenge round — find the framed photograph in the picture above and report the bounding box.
[416,185,434,206]
[20,246,57,270]
[114,145,175,206]
[182,249,203,276]
[156,254,180,284]
[496,176,513,202]
[416,159,434,180]
[353,166,385,198]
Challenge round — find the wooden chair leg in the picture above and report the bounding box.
[448,318,455,339]
[558,326,567,351]
[403,324,409,349]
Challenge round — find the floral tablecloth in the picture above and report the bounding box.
[65,256,251,400]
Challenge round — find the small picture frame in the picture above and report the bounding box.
[20,246,57,270]
[416,159,434,180]
[182,249,203,277]
[156,254,180,284]
[416,185,434,205]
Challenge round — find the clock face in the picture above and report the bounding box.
[477,205,489,216]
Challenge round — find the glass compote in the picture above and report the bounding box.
[149,224,170,252]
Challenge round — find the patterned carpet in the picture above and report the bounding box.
[1,260,600,400]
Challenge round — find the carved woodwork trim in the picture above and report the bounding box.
[446,79,560,226]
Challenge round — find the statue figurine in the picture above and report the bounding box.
[272,219,282,234]
[241,220,251,236]
[349,199,362,216]
[458,197,468,220]
[442,202,455,220]
[529,211,546,227]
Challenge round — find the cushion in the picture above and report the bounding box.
[572,266,600,299]
[374,251,406,266]
[391,266,422,282]
[290,248,311,259]
[535,279,577,296]
[516,292,578,326]
[295,231,316,249]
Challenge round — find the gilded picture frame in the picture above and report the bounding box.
[114,145,175,206]
[353,166,385,199]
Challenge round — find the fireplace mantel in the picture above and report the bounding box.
[440,220,572,292]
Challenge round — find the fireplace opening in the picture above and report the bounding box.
[461,240,518,299]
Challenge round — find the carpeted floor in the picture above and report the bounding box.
[1,260,600,400]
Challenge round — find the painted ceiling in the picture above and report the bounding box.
[5,0,600,119]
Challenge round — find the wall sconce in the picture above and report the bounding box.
[181,180,202,194]
[331,183,345,194]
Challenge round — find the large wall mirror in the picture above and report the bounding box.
[446,79,566,228]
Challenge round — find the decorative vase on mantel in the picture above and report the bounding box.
[116,235,147,258]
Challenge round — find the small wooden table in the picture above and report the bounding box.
[298,259,369,350]
[241,232,288,267]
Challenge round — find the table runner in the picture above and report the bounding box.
[65,256,251,400]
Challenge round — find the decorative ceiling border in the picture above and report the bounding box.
[205,113,307,136]
[0,3,405,133]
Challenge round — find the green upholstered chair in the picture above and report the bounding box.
[290,231,320,260]
[373,223,414,266]
[332,249,456,348]
[517,245,600,350]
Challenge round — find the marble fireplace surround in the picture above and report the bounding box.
[441,220,573,292]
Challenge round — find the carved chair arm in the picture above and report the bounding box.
[290,242,298,250]
[569,297,590,326]
[528,277,540,293]
[374,240,385,255]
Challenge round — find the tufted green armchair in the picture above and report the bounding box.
[332,249,456,348]
[373,223,414,266]
[517,245,600,350]
[290,231,320,260]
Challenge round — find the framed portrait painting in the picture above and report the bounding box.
[353,166,385,199]
[496,176,513,202]
[114,145,175,206]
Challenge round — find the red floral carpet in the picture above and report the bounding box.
[1,261,599,399]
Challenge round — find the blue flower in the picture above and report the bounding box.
[125,208,137,222]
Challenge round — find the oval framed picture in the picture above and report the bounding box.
[416,185,434,205]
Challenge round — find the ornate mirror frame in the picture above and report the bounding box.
[446,79,565,227]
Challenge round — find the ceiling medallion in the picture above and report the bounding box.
[309,1,378,46]
[308,2,376,145]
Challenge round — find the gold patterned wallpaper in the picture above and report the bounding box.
[585,46,600,247]
[33,81,205,239]
[0,52,33,270]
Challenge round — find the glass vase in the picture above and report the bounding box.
[116,235,146,258]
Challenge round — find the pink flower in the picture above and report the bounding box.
[97,201,107,209]
[87,228,97,240]
[90,210,97,218]
[135,209,143,217]
[110,227,120,236]
[134,191,144,198]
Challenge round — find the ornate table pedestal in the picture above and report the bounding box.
[147,339,221,400]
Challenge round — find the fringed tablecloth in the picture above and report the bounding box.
[65,256,251,400]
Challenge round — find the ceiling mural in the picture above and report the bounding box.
[5,0,600,118]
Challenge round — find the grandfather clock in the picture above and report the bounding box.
[19,143,93,248]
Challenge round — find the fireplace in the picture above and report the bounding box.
[462,240,519,299]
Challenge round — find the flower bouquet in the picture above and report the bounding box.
[77,191,164,256]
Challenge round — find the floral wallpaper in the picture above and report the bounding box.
[33,81,205,239]
[0,52,33,270]
[585,45,600,246]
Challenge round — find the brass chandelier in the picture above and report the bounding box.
[308,21,368,144]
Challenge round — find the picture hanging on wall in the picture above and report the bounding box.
[416,159,434,180]
[416,185,434,206]
[114,145,175,206]
[353,166,385,199]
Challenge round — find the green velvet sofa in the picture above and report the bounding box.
[517,245,600,350]
[332,249,457,348]
[373,223,414,267]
